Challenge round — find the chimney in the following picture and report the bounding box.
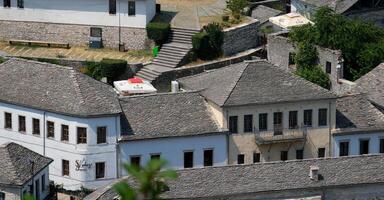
[171,81,179,93]
[309,165,319,180]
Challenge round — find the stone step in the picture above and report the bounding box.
[135,73,156,82]
[171,28,200,34]
[160,48,190,55]
[156,51,186,58]
[137,70,160,79]
[153,61,178,68]
[169,38,192,44]
[162,43,192,50]
[170,32,196,37]
[141,67,162,76]
[154,55,182,63]
[153,59,181,67]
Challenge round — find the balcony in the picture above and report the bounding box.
[255,126,307,145]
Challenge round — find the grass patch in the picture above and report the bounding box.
[199,15,251,28]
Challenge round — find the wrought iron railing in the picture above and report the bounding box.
[254,126,307,144]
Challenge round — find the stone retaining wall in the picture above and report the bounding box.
[0,20,149,50]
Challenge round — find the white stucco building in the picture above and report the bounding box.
[0,0,156,49]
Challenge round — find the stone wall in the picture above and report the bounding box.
[222,18,260,56]
[0,20,149,50]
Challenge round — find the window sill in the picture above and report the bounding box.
[18,131,26,134]
[4,127,12,131]
[32,134,41,137]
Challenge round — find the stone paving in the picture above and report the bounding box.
[0,42,153,63]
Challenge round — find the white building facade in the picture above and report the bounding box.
[333,131,384,157]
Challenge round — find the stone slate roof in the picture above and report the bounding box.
[86,155,384,200]
[0,59,121,117]
[298,0,359,13]
[178,60,337,107]
[0,142,52,186]
[251,5,282,24]
[335,93,384,131]
[119,92,223,140]
[353,63,384,109]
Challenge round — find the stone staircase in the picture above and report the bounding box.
[135,28,199,83]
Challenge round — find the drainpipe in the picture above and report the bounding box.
[115,115,120,179]
[328,102,332,157]
[225,109,230,165]
[43,112,46,156]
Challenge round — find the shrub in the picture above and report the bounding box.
[192,32,211,59]
[226,0,247,19]
[146,22,171,45]
[192,23,224,60]
[84,61,102,80]
[295,65,330,89]
[99,59,127,83]
[294,42,318,69]
[0,57,5,64]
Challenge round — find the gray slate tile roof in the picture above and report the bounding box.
[178,60,337,107]
[0,59,121,117]
[119,92,223,140]
[298,0,359,13]
[251,5,283,24]
[336,93,384,131]
[86,155,384,200]
[0,142,52,186]
[353,63,384,109]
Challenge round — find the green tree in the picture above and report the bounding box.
[114,159,178,200]
[294,42,318,69]
[295,66,330,89]
[192,23,224,60]
[226,0,247,19]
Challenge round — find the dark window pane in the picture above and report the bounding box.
[47,121,55,138]
[281,151,288,161]
[62,160,69,176]
[253,153,260,163]
[304,110,312,127]
[97,126,107,144]
[318,108,327,126]
[128,1,136,16]
[326,61,331,74]
[77,127,87,144]
[339,141,349,156]
[17,0,23,8]
[0,192,4,200]
[243,115,253,132]
[296,149,303,159]
[359,139,369,155]
[109,0,116,14]
[318,148,325,158]
[90,27,102,37]
[18,116,26,132]
[3,0,10,7]
[96,162,105,179]
[380,139,384,153]
[229,116,238,133]
[61,125,69,142]
[32,118,40,135]
[4,112,12,129]
[184,152,193,168]
[204,149,213,167]
[237,154,244,164]
[41,174,46,192]
[151,154,160,160]
[273,112,283,135]
[259,113,268,131]
[130,156,141,167]
[289,111,298,129]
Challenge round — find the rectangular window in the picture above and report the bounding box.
[47,121,55,138]
[4,112,12,129]
[273,112,283,135]
[318,148,325,158]
[97,126,107,144]
[41,174,46,191]
[243,115,253,132]
[288,52,295,65]
[237,154,245,164]
[259,113,268,131]
[380,139,384,153]
[289,111,298,129]
[150,154,160,160]
[326,61,331,74]
[32,118,40,135]
[253,153,260,163]
[184,151,193,168]
[18,115,26,132]
[318,108,328,126]
[281,151,288,161]
[90,27,102,38]
[359,139,369,155]
[62,160,69,176]
[339,141,349,156]
[77,127,87,144]
[304,109,312,127]
[296,149,303,159]
[3,0,10,7]
[130,156,141,167]
[128,1,136,16]
[17,0,23,8]
[203,149,213,167]
[229,116,238,133]
[61,125,69,142]
[109,0,116,14]
[95,162,105,179]
[0,192,4,200]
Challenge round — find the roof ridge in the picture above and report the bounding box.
[222,62,250,106]
[118,91,201,101]
[71,70,86,105]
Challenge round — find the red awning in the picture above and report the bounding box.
[128,77,143,84]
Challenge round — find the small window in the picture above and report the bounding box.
[18,115,26,132]
[184,151,193,168]
[17,0,23,8]
[296,149,303,159]
[318,148,325,158]
[253,153,260,163]
[62,160,69,176]
[3,0,10,7]
[259,113,268,131]
[0,192,4,200]
[47,121,55,138]
[61,125,69,142]
[229,116,238,133]
[273,112,283,135]
[128,1,136,16]
[326,61,331,74]
[4,112,12,129]
[109,0,116,14]
[95,162,105,179]
[289,111,298,129]
[288,52,296,65]
[237,154,245,164]
[243,115,253,132]
[97,126,107,144]
[150,154,160,160]
[32,118,40,135]
[77,127,87,144]
[339,141,349,156]
[380,139,384,153]
[90,27,102,37]
[359,139,369,155]
[318,108,327,126]
[203,149,213,167]
[280,151,288,161]
[130,156,141,167]
[41,174,46,191]
[303,109,312,127]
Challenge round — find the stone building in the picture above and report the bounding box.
[0,142,52,200]
[0,0,156,49]
[178,60,337,165]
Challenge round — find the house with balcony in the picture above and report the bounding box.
[0,0,156,49]
[178,60,337,164]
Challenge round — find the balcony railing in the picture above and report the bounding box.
[255,126,307,145]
